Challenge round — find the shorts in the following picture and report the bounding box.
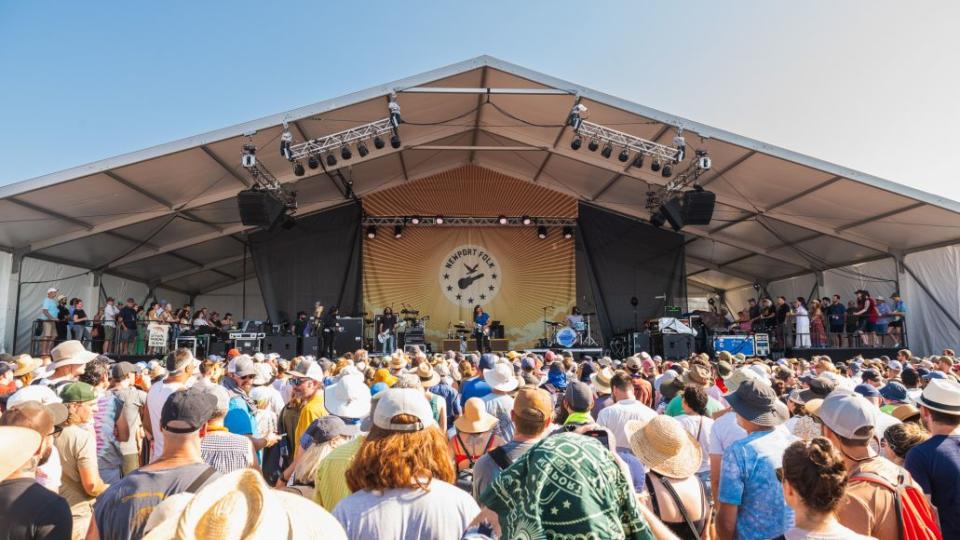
[888,320,903,328]
[829,325,844,334]
[41,320,56,338]
[104,325,116,341]
[863,321,876,332]
[121,328,137,342]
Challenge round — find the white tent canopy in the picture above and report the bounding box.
[2,56,958,353]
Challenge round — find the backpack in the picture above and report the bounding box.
[851,470,942,540]
[454,432,495,492]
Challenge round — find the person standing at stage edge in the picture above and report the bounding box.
[290,358,328,456]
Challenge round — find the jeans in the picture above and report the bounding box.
[380,333,396,355]
[695,470,712,503]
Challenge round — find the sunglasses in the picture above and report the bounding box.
[291,377,311,386]
[241,374,257,380]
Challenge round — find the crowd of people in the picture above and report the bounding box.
[727,290,907,349]
[1,338,959,539]
[37,287,234,357]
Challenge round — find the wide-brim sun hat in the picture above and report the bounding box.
[12,354,41,377]
[725,379,789,427]
[0,426,42,481]
[323,374,371,419]
[412,363,440,388]
[483,362,519,392]
[454,397,499,434]
[50,340,98,369]
[624,416,701,479]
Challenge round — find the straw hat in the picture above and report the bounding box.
[388,354,406,371]
[0,426,42,481]
[625,416,701,479]
[591,367,614,394]
[454,397,499,434]
[12,354,41,377]
[413,363,440,388]
[144,468,346,539]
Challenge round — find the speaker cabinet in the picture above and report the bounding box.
[629,332,650,355]
[489,339,510,352]
[300,336,320,356]
[660,198,685,231]
[652,333,694,359]
[334,317,364,354]
[237,189,285,228]
[683,189,716,225]
[263,336,297,356]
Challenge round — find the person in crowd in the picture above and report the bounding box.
[450,397,502,491]
[481,361,517,443]
[413,363,448,433]
[623,355,655,407]
[852,290,878,347]
[101,298,119,355]
[143,349,198,462]
[117,298,138,356]
[89,386,221,540]
[428,361,461,429]
[54,295,70,346]
[334,388,479,539]
[539,361,568,405]
[628,415,710,539]
[70,300,89,347]
[790,297,811,349]
[54,382,109,539]
[472,387,553,501]
[845,300,860,346]
[888,292,907,347]
[595,370,655,494]
[905,378,960,539]
[812,390,925,540]
[675,384,715,501]
[874,296,891,346]
[665,361,723,417]
[39,341,97,395]
[715,379,796,540]
[808,299,827,348]
[826,295,846,347]
[591,366,615,417]
[881,422,929,466]
[460,354,494,406]
[560,380,595,426]
[288,358,327,453]
[94,362,141,483]
[279,415,352,497]
[322,370,371,438]
[39,288,60,355]
[780,437,874,539]
[879,379,909,414]
[0,402,73,540]
[201,385,256,474]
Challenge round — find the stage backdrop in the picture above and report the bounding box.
[363,165,578,349]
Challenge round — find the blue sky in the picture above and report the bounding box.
[2,1,959,201]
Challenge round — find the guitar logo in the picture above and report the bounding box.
[440,245,500,306]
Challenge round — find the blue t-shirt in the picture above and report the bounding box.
[475,312,490,327]
[718,428,797,540]
[904,434,960,538]
[42,297,58,320]
[459,377,492,407]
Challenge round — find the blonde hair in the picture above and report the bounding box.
[292,436,350,485]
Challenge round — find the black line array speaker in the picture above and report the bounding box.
[660,198,685,231]
[682,189,716,225]
[237,189,285,228]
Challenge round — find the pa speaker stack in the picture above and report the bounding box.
[660,198,685,231]
[682,189,716,225]
[237,189,285,228]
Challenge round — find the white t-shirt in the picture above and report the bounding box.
[709,410,791,456]
[37,444,62,492]
[104,304,120,327]
[784,522,874,539]
[333,480,479,540]
[676,414,714,473]
[596,398,657,449]
[145,380,186,461]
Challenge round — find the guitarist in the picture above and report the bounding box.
[378,307,397,355]
[473,305,492,353]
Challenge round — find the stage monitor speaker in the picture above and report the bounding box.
[629,332,650,356]
[660,198,685,231]
[300,336,320,356]
[234,338,260,355]
[682,189,716,225]
[264,336,297,356]
[334,317,364,354]
[237,189,285,228]
[652,333,694,359]
[441,339,464,352]
[489,339,510,352]
[208,342,227,356]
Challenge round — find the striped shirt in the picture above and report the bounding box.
[314,435,364,511]
[200,431,254,474]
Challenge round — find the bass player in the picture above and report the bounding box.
[473,305,492,353]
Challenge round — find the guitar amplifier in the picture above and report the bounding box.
[441,339,465,352]
[234,337,260,355]
[652,333,694,360]
[404,327,426,345]
[334,317,364,354]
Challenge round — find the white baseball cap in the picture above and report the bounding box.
[46,287,58,294]
[372,388,437,432]
[816,390,878,440]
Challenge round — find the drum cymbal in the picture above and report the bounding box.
[546,321,562,326]
[400,309,420,315]
[363,318,373,324]
[454,324,466,329]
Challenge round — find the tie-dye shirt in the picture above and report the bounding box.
[718,428,797,540]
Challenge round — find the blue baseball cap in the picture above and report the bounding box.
[479,353,497,371]
[879,381,908,402]
[854,383,881,399]
[923,371,947,381]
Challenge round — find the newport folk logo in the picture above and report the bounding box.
[439,245,501,306]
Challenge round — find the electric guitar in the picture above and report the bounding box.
[458,273,485,290]
[377,330,393,344]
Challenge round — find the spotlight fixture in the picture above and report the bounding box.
[280,128,294,160]
[600,144,613,159]
[366,226,377,239]
[498,215,508,225]
[521,215,532,226]
[241,144,257,169]
[357,141,369,158]
[293,162,305,177]
[631,153,644,169]
[588,139,599,152]
[537,226,547,239]
[373,136,385,150]
[307,155,319,170]
[571,136,583,150]
[651,158,662,172]
[341,146,352,160]
[661,164,673,178]
[410,216,421,225]
[618,148,630,163]
[326,153,337,167]
[650,212,666,228]
[435,216,444,225]
[390,134,401,149]
[393,225,403,239]
[562,226,573,239]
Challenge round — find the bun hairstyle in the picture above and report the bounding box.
[782,437,848,514]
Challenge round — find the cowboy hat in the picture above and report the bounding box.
[388,354,406,371]
[12,354,41,377]
[412,363,440,388]
[625,416,701,479]
[50,340,97,369]
[0,426,42,481]
[483,362,519,393]
[591,367,614,394]
[454,397,499,434]
[684,364,712,386]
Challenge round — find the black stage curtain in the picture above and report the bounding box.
[576,203,687,344]
[249,203,362,324]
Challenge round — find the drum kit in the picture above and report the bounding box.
[544,313,598,348]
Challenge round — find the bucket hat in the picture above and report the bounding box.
[454,397,499,434]
[725,379,789,427]
[483,362,519,393]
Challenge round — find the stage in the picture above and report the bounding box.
[781,347,901,361]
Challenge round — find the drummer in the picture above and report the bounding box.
[565,306,584,330]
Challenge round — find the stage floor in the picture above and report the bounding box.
[781,346,901,361]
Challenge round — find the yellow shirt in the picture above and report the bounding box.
[294,391,327,455]
[314,435,364,511]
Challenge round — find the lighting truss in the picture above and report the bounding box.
[575,120,682,163]
[362,216,577,228]
[240,146,297,208]
[286,117,396,161]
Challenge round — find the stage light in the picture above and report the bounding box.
[631,153,644,169]
[571,136,582,150]
[373,136,385,150]
[341,146,352,160]
[588,139,599,152]
[307,155,319,169]
[600,144,613,159]
[411,216,421,225]
[435,216,444,225]
[651,158,662,172]
[650,212,666,228]
[390,134,401,149]
[394,225,403,239]
[562,226,573,239]
[522,215,532,226]
[366,226,377,239]
[280,128,294,160]
[618,148,630,163]
[241,144,257,169]
[326,153,337,167]
[537,226,547,239]
[498,215,508,225]
[661,164,672,177]
[293,162,305,177]
[357,141,369,158]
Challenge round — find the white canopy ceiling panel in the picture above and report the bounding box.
[483,67,554,89]
[709,153,836,212]
[186,198,243,225]
[723,255,809,282]
[110,147,244,208]
[171,237,244,266]
[687,270,752,291]
[684,239,753,263]
[771,235,883,268]
[419,67,484,88]
[471,130,549,180]
[594,174,651,207]
[844,205,960,251]
[33,233,143,269]
[14,173,168,227]
[577,98,668,141]
[711,218,813,252]
[294,97,393,140]
[540,153,614,198]
[112,254,200,282]
[0,200,82,248]
[772,179,917,227]
[473,95,573,147]
[166,270,237,294]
